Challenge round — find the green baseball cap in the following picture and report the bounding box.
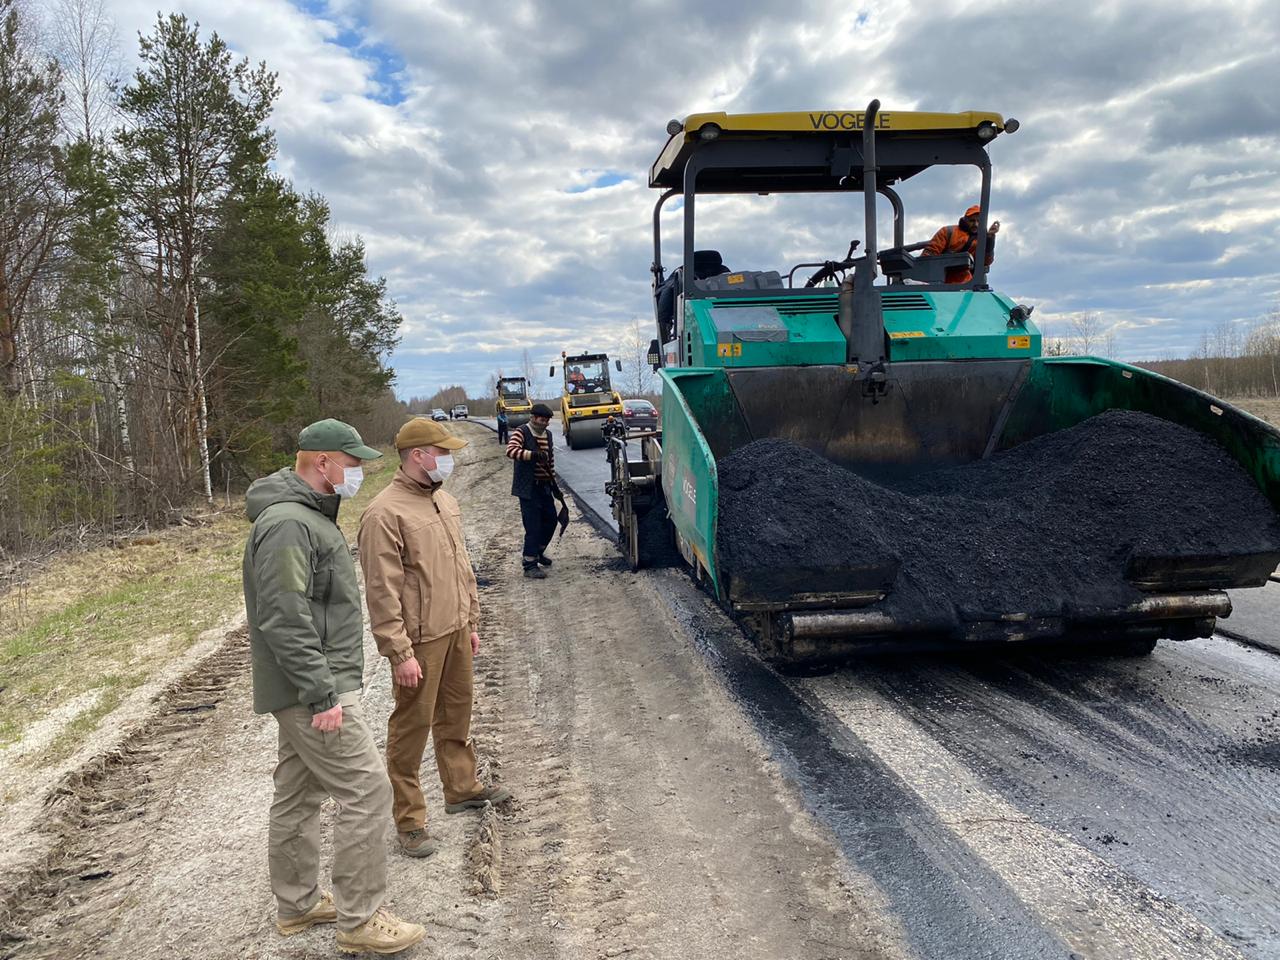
[297,419,383,460]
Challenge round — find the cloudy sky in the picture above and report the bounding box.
[94,0,1280,398]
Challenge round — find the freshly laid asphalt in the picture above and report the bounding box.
[475,418,617,533]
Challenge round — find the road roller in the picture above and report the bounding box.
[552,351,624,449]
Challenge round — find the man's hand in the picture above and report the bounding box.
[311,704,343,732]
[394,656,423,689]
[470,631,480,656]
[988,220,1001,235]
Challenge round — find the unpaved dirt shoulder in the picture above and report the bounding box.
[0,614,243,909]
[1,423,905,959]
[464,424,906,960]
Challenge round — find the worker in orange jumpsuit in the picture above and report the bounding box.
[921,205,1000,284]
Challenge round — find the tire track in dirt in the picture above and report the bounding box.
[0,627,251,958]
[1,424,904,960]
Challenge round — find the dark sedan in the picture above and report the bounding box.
[622,399,658,433]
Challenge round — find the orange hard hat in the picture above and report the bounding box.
[964,205,982,218]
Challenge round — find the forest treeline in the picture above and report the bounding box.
[1137,315,1280,399]
[0,0,406,558]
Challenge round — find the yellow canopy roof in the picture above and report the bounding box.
[650,109,1013,192]
[680,109,1006,136]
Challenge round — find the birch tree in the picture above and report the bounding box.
[115,14,277,500]
[0,0,65,398]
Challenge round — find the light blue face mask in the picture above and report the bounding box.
[333,465,364,498]
[427,454,454,484]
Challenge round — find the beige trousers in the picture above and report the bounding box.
[270,690,392,932]
[386,626,483,831]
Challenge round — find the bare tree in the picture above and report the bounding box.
[613,315,656,397]
[1068,313,1104,356]
[1038,321,1070,357]
[50,0,134,473]
[51,0,118,142]
[519,348,537,388]
[0,0,66,398]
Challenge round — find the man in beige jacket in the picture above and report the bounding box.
[358,417,511,858]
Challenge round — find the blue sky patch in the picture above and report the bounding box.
[567,171,629,193]
[289,0,408,106]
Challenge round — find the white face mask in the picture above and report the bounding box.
[333,465,364,499]
[427,454,454,484]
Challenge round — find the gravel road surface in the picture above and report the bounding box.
[5,419,1280,959]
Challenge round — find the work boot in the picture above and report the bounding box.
[277,890,337,936]
[398,828,439,859]
[536,554,553,567]
[522,563,546,579]
[336,908,426,955]
[446,784,513,814]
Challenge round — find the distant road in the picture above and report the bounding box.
[473,417,615,533]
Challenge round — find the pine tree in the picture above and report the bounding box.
[115,14,277,501]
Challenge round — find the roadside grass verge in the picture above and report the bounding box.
[0,452,398,780]
[1228,396,1280,428]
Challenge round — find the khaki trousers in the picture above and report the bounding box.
[270,691,392,932]
[387,626,482,831]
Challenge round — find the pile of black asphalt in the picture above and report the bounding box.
[716,410,1280,625]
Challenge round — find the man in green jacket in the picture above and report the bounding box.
[243,418,424,955]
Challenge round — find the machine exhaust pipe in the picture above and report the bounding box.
[839,100,887,393]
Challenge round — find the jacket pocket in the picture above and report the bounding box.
[309,567,332,601]
[403,573,422,643]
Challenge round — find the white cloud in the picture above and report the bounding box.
[102,0,1280,394]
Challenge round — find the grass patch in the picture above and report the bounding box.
[0,452,399,766]
[1227,397,1280,428]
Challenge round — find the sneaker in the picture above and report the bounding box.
[445,784,513,814]
[522,564,546,579]
[536,554,553,567]
[277,890,338,936]
[397,828,439,859]
[336,908,426,955]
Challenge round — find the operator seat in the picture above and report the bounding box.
[655,249,731,342]
[693,249,730,280]
[879,246,971,285]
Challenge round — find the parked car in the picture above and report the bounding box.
[621,398,658,432]
[431,408,448,421]
[451,404,469,419]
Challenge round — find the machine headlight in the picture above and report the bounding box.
[666,119,683,136]
[977,121,998,141]
[698,123,721,141]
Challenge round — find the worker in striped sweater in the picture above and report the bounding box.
[506,403,558,579]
